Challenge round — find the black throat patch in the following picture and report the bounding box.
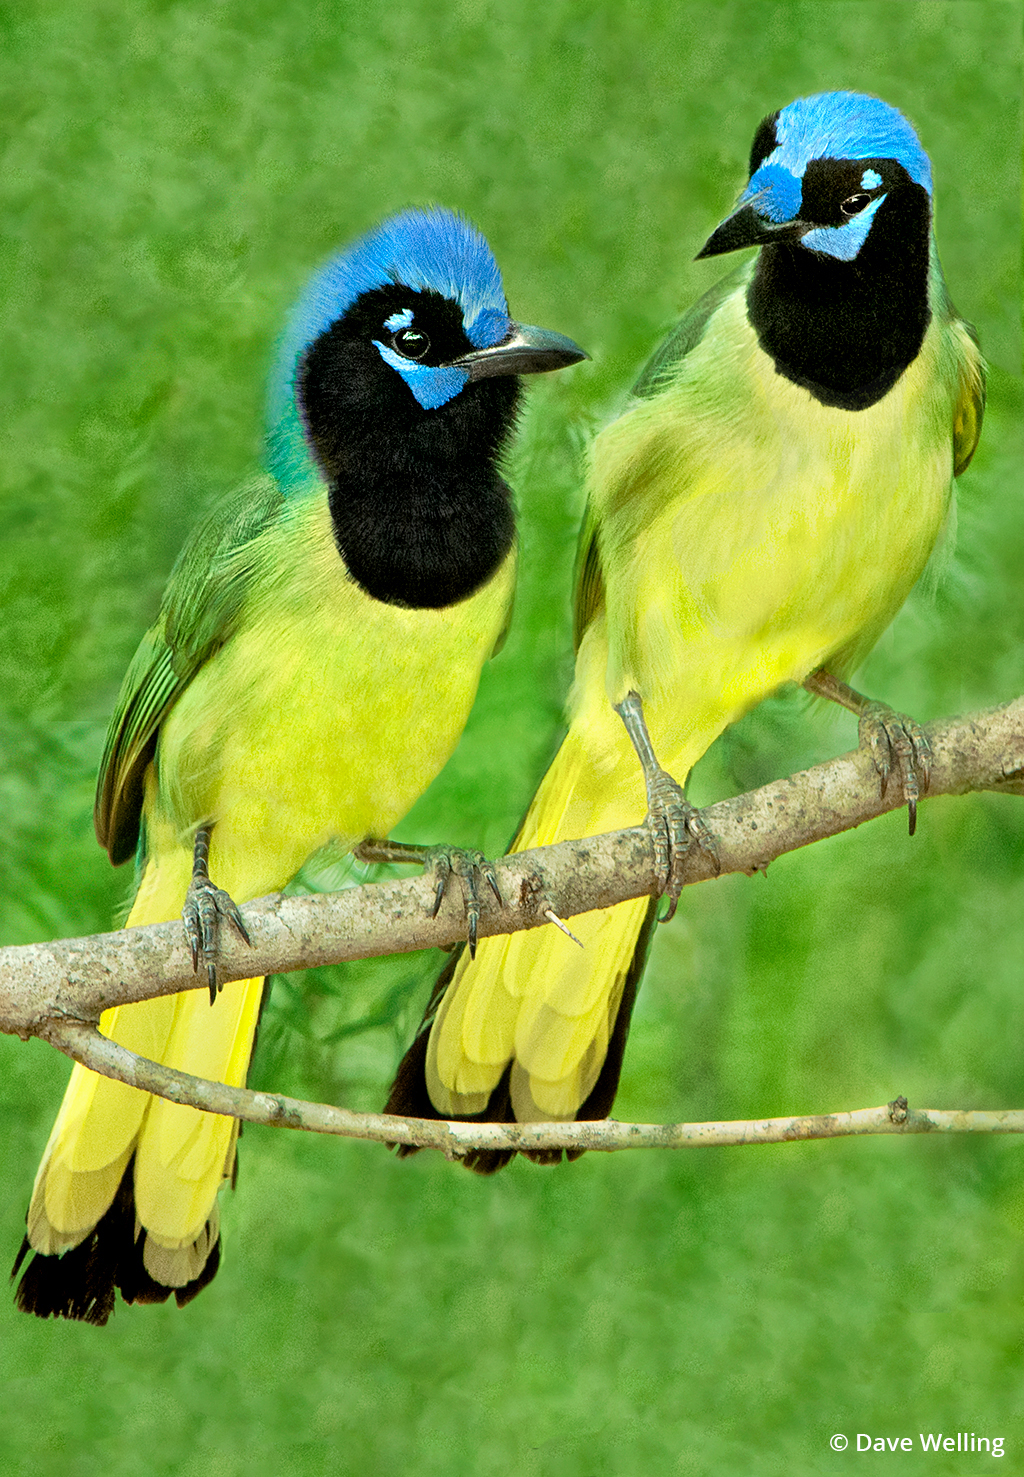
[747,160,932,411]
[297,285,519,609]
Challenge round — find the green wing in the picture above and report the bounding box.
[952,324,986,478]
[571,500,604,653]
[95,475,286,864]
[928,258,986,480]
[631,262,750,399]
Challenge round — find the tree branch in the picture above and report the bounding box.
[41,1022,1024,1155]
[2,696,1022,1153]
[2,696,1021,1039]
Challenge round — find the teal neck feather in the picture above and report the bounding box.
[266,392,321,497]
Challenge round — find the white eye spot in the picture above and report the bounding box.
[384,308,415,332]
[841,193,871,216]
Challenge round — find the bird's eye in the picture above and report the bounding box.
[841,193,872,217]
[392,327,430,360]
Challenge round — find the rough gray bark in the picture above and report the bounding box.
[2,696,1022,1155]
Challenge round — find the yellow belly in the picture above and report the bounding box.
[154,494,516,897]
[426,295,968,1124]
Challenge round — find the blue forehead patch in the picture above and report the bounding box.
[861,168,883,190]
[741,162,803,222]
[467,306,512,349]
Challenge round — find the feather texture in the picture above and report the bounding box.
[17,207,579,1318]
[21,487,516,1316]
[399,200,984,1154]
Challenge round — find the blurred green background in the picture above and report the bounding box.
[2,2,1022,1473]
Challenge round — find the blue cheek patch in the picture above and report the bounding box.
[373,340,470,409]
[860,168,883,189]
[742,162,803,222]
[801,192,886,261]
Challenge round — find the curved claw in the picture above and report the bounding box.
[182,877,252,1004]
[423,846,502,958]
[430,853,451,919]
[858,702,932,836]
[644,769,718,922]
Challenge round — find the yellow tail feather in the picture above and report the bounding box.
[27,849,263,1283]
[423,609,729,1129]
[425,708,656,1122]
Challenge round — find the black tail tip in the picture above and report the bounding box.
[12,1159,222,1323]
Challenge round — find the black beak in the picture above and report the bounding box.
[451,322,588,379]
[695,203,808,259]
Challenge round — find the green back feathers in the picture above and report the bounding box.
[95,477,286,864]
[953,369,984,477]
[949,316,985,477]
[94,631,178,866]
[927,250,985,477]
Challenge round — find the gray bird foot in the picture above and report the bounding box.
[613,688,718,921]
[858,701,932,837]
[354,837,502,957]
[857,700,927,838]
[423,845,503,958]
[803,671,931,837]
[644,767,718,923]
[182,875,252,1005]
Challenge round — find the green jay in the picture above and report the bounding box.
[386,93,985,1169]
[15,207,585,1319]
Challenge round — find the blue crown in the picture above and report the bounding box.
[267,209,510,490]
[761,92,932,193]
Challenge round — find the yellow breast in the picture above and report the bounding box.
[153,493,515,895]
[588,287,959,772]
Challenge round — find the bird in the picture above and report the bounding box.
[385,92,985,1171]
[14,206,586,1320]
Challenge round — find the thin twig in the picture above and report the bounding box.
[43,1022,1024,1154]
